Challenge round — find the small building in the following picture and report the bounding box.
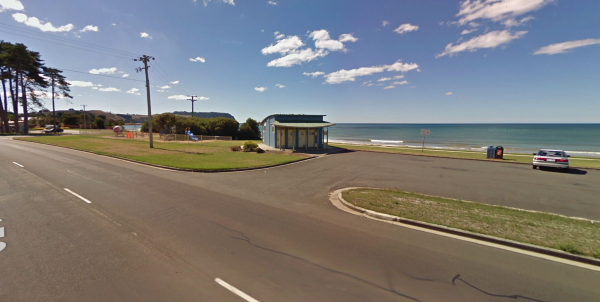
[261,114,335,150]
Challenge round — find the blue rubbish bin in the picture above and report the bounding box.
[487,146,495,159]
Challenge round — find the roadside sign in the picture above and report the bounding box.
[420,129,430,152]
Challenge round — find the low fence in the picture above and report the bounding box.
[78,129,232,144]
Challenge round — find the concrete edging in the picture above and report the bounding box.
[14,139,317,173]
[332,187,600,267]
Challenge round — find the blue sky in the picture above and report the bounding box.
[1,0,599,123]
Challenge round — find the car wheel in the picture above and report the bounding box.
[532,165,537,169]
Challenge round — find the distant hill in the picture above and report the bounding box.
[172,111,236,120]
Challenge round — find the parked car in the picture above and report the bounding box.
[43,125,64,133]
[532,149,569,171]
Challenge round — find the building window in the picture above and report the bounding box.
[271,125,275,133]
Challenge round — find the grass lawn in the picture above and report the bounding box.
[342,188,600,259]
[16,136,305,171]
[330,143,600,169]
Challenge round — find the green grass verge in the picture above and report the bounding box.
[16,136,304,171]
[330,143,600,169]
[342,188,600,259]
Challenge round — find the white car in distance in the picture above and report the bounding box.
[532,149,570,171]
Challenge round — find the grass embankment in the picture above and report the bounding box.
[17,136,304,171]
[330,143,600,169]
[342,188,600,259]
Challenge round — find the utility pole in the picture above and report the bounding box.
[187,95,197,118]
[134,55,155,148]
[81,104,87,129]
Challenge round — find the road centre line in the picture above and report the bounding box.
[64,188,92,204]
[12,162,24,168]
[215,278,259,302]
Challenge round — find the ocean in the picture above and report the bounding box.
[327,124,600,157]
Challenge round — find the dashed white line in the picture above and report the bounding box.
[64,188,92,204]
[12,162,24,168]
[215,278,259,302]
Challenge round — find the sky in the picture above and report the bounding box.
[0,0,599,123]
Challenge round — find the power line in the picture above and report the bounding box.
[152,61,189,95]
[59,68,145,82]
[0,22,141,57]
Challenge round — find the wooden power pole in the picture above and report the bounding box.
[134,55,155,148]
[187,95,197,118]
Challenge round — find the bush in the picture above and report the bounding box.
[243,141,258,152]
[256,147,265,154]
[93,117,105,129]
[230,146,242,152]
[239,118,261,140]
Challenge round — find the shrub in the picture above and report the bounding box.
[230,146,242,152]
[243,141,258,152]
[239,118,261,140]
[256,147,265,154]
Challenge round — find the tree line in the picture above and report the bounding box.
[140,113,261,140]
[0,41,71,134]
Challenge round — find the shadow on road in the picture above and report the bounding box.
[539,167,587,175]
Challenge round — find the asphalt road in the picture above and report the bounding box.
[1,137,599,302]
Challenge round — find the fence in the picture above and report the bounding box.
[78,129,233,144]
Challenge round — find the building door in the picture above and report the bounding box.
[277,128,285,148]
[287,128,295,149]
[297,129,306,148]
[308,128,316,148]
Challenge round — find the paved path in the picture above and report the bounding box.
[0,138,599,301]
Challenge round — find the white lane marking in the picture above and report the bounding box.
[12,162,24,168]
[215,278,259,302]
[64,188,92,204]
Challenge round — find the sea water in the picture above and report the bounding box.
[328,124,600,157]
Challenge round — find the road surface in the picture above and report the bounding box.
[0,138,599,301]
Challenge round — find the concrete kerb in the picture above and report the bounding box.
[13,139,319,173]
[330,187,600,269]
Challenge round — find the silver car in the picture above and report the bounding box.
[532,149,570,170]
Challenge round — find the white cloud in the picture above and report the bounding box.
[275,84,285,88]
[362,81,371,85]
[267,1,277,5]
[122,74,129,78]
[170,80,179,84]
[98,87,120,92]
[140,32,152,39]
[80,25,98,32]
[394,23,419,34]
[0,0,24,11]
[445,92,453,95]
[275,33,285,39]
[202,0,235,6]
[267,48,328,67]
[502,15,534,27]
[262,36,304,55]
[461,28,477,35]
[324,60,419,84]
[254,87,267,92]
[456,0,552,25]
[533,38,600,55]
[111,23,116,26]
[393,75,404,79]
[68,81,99,88]
[167,95,188,100]
[377,77,391,82]
[436,30,527,57]
[303,71,325,78]
[157,89,166,92]
[339,33,358,43]
[383,86,395,89]
[89,67,117,74]
[126,88,140,95]
[159,85,171,89]
[393,81,408,85]
[189,57,206,63]
[12,13,74,32]
[382,20,390,27]
[199,96,209,100]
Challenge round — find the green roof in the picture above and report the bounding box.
[271,121,336,128]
